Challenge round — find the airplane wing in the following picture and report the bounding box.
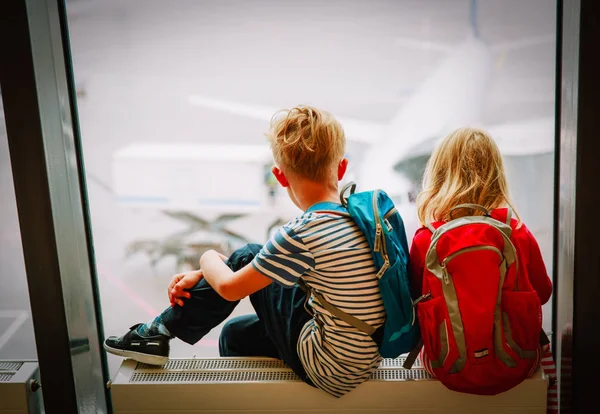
[489,34,555,54]
[486,117,555,156]
[188,95,385,144]
[112,143,272,212]
[393,116,555,174]
[188,95,276,123]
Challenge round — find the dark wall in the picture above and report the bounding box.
[556,0,600,411]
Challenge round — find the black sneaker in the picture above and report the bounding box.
[104,323,170,366]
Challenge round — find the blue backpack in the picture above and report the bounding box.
[299,182,419,358]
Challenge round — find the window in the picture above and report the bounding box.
[66,0,556,375]
[0,92,37,362]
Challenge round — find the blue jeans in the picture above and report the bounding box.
[160,244,313,385]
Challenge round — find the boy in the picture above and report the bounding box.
[104,106,385,397]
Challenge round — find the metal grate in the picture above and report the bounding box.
[130,357,432,384]
[0,361,23,371]
[137,358,288,371]
[131,370,301,383]
[371,368,432,381]
[136,358,421,372]
[0,373,14,382]
[380,356,422,368]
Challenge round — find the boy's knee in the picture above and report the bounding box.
[245,243,263,255]
[226,244,263,270]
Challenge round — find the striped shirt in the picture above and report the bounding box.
[252,203,385,397]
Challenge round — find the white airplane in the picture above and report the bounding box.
[185,1,554,198]
[113,0,554,241]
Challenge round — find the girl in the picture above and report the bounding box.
[409,127,556,412]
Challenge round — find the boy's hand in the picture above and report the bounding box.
[168,270,203,307]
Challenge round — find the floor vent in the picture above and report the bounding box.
[131,370,300,383]
[129,357,431,384]
[111,358,548,413]
[380,356,421,368]
[0,361,43,413]
[0,361,23,371]
[137,358,287,371]
[0,373,14,382]
[371,368,431,381]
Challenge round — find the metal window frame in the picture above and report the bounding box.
[555,0,600,412]
[0,0,110,412]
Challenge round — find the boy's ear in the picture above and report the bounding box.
[337,158,349,181]
[272,166,289,187]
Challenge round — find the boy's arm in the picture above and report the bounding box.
[200,250,272,302]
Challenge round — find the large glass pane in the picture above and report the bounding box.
[0,93,37,362]
[66,0,556,375]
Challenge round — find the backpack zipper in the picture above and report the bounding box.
[440,245,503,285]
[373,190,382,253]
[374,223,382,252]
[383,207,398,220]
[373,190,390,279]
[373,193,416,326]
[383,207,397,232]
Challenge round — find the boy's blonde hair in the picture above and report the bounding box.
[267,105,345,181]
[417,127,520,225]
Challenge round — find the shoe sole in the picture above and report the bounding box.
[103,342,169,366]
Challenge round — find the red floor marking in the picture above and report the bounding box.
[100,271,159,317]
[99,270,218,348]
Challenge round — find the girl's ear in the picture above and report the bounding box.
[338,158,349,181]
[272,166,289,187]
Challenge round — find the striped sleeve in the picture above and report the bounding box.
[252,224,314,287]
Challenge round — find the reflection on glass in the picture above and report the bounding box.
[0,93,37,362]
[66,0,556,374]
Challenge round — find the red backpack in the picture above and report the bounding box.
[414,204,542,395]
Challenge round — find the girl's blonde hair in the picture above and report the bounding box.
[266,105,345,182]
[417,127,520,225]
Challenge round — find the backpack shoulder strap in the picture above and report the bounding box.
[403,339,423,369]
[339,181,357,208]
[296,278,376,336]
[449,203,491,220]
[506,207,513,226]
[303,182,377,336]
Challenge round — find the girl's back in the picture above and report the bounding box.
[408,127,553,396]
